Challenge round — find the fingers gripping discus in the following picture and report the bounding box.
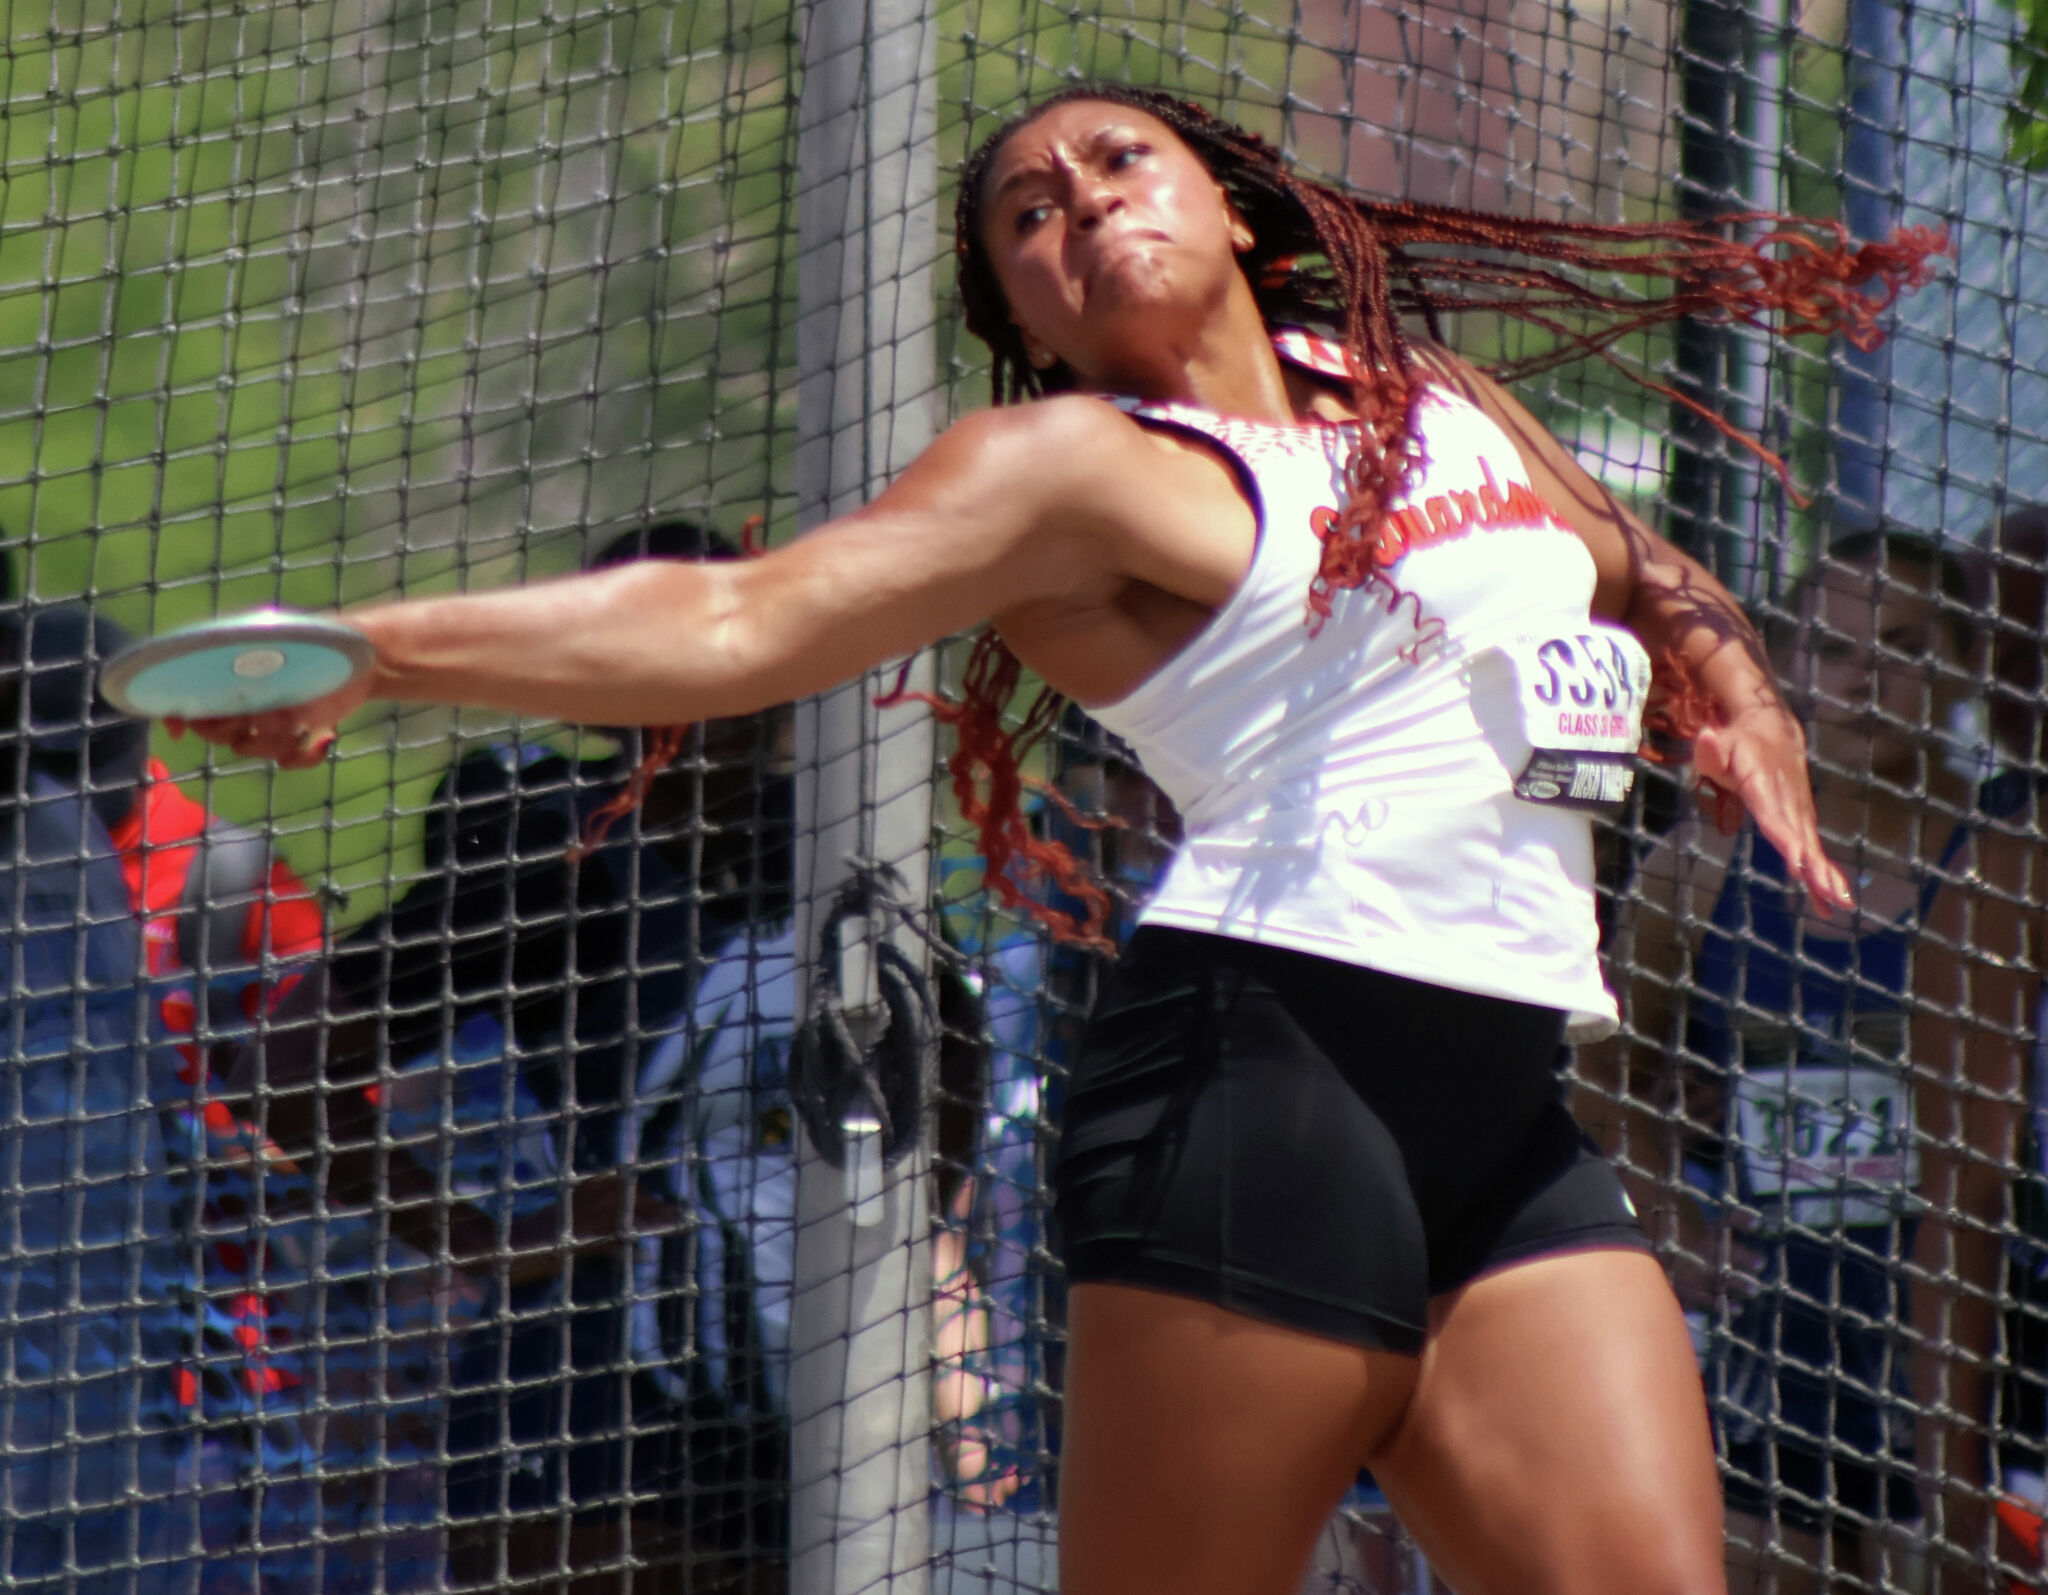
[99,610,374,720]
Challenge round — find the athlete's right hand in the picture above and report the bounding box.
[167,672,375,769]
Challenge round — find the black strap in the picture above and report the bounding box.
[788,860,937,1170]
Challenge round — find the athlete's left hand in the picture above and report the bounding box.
[1691,700,1855,918]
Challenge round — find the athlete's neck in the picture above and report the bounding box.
[1072,276,1343,423]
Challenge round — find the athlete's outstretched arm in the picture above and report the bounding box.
[178,397,1199,767]
[1425,347,1853,915]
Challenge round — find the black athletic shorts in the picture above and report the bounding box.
[1054,926,1646,1354]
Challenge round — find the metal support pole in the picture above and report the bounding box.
[1835,0,1905,528]
[787,4,940,1593]
[1669,0,1753,571]
[1742,0,1790,602]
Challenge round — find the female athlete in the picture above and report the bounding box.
[184,86,1939,1595]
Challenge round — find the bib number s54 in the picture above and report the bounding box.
[1496,625,1652,811]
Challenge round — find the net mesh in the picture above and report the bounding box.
[0,0,2044,1590]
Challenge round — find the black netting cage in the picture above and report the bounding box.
[0,0,2044,1590]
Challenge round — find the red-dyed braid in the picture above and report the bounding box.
[878,635,1117,947]
[942,83,1945,941]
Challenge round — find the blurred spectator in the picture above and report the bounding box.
[1977,504,2048,780]
[291,519,788,1590]
[623,915,804,1587]
[1590,528,2034,1593]
[1959,503,2048,1593]
[224,737,692,1590]
[0,603,369,1591]
[6,603,489,1591]
[0,640,193,1590]
[239,962,608,1594]
[398,738,700,1590]
[7,600,668,1592]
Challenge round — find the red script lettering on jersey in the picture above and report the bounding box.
[1309,460,1568,564]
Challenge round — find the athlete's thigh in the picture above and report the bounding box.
[1369,1248,1727,1595]
[1058,1282,1419,1595]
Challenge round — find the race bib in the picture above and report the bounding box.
[1732,1062,1917,1229]
[1494,624,1652,810]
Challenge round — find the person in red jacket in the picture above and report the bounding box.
[110,759,324,1063]
[11,602,324,1119]
[8,602,331,1582]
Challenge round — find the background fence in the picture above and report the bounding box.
[1,0,2045,1590]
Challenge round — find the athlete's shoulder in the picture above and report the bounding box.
[915,396,1207,557]
[1402,343,1527,435]
[936,391,1150,466]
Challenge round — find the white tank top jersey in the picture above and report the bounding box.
[1089,329,1645,1041]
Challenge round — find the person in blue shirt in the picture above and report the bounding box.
[209,519,752,1591]
[205,1003,546,1595]
[232,733,689,1592]
[369,521,789,1589]
[1947,503,2048,1590]
[0,764,194,1590]
[627,915,800,1573]
[1597,527,2039,1594]
[1,603,358,1594]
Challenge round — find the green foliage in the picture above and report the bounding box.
[1,0,799,918]
[2001,0,2048,168]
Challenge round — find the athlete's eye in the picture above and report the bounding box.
[1108,142,1150,171]
[1014,203,1052,235]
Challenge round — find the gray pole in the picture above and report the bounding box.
[1835,0,1904,529]
[788,3,940,1593]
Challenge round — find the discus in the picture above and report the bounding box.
[99,610,375,721]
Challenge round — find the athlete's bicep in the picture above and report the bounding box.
[720,398,1251,705]
[712,401,1139,701]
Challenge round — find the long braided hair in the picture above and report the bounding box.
[923,83,1945,943]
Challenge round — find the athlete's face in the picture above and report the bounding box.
[1785,552,1972,783]
[978,101,1251,384]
